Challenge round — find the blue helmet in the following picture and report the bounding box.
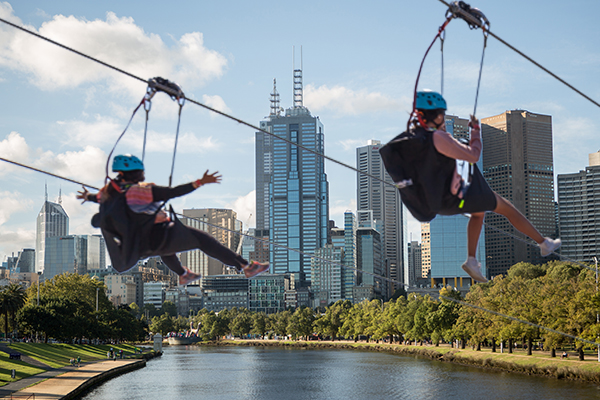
[416,91,447,110]
[112,154,144,172]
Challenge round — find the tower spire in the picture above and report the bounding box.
[45,182,48,202]
[270,78,281,117]
[58,187,62,205]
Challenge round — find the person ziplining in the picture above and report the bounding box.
[76,154,269,285]
[379,91,561,282]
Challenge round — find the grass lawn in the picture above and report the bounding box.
[0,351,46,387]
[8,343,140,369]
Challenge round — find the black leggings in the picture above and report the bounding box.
[150,222,248,276]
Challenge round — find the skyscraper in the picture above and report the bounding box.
[356,140,407,293]
[35,191,69,274]
[482,110,555,276]
[557,151,600,262]
[256,74,329,283]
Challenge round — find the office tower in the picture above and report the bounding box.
[43,235,87,279]
[354,221,384,301]
[482,110,555,276]
[35,190,69,274]
[357,140,407,294]
[428,115,486,282]
[407,241,421,287]
[181,208,241,277]
[15,249,35,273]
[256,75,329,283]
[312,244,343,308]
[85,235,106,271]
[557,151,600,262]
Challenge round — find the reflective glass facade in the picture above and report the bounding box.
[256,107,329,283]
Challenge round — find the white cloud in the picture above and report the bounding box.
[0,190,33,225]
[0,228,36,255]
[304,84,405,116]
[34,146,107,186]
[226,190,255,229]
[0,8,227,96]
[202,94,232,117]
[0,131,30,175]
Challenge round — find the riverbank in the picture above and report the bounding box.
[0,344,161,399]
[209,339,600,383]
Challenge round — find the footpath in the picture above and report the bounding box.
[0,359,145,400]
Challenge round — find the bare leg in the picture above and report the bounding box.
[492,193,544,244]
[468,212,485,258]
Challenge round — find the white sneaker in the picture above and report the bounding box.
[539,237,561,257]
[461,257,488,283]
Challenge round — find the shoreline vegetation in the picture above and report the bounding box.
[205,339,600,383]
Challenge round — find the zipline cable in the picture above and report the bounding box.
[0,155,597,347]
[0,156,99,190]
[438,0,600,109]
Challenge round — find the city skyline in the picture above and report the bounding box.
[1,1,600,263]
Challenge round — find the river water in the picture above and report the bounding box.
[82,346,600,400]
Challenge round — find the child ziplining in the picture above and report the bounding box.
[380,91,561,283]
[77,154,269,285]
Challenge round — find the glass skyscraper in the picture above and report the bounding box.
[256,77,329,283]
[35,196,69,274]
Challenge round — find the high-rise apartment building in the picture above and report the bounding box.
[256,76,329,283]
[557,151,600,262]
[482,110,556,276]
[181,208,242,277]
[356,140,407,293]
[428,115,486,282]
[35,194,69,274]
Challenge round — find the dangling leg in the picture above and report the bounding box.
[492,193,560,256]
[160,254,201,285]
[186,228,270,278]
[462,212,487,283]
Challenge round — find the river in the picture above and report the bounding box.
[82,346,600,399]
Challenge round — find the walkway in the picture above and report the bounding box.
[0,359,144,400]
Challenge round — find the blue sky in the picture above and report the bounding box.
[1,0,599,262]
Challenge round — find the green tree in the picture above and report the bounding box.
[0,283,26,338]
[287,307,315,340]
[150,314,175,336]
[160,301,178,317]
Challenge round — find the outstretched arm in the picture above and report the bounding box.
[151,170,222,201]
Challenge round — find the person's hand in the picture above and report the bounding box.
[468,114,480,130]
[194,170,222,188]
[76,186,89,203]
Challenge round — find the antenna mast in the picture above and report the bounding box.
[270,78,281,117]
[293,46,303,108]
